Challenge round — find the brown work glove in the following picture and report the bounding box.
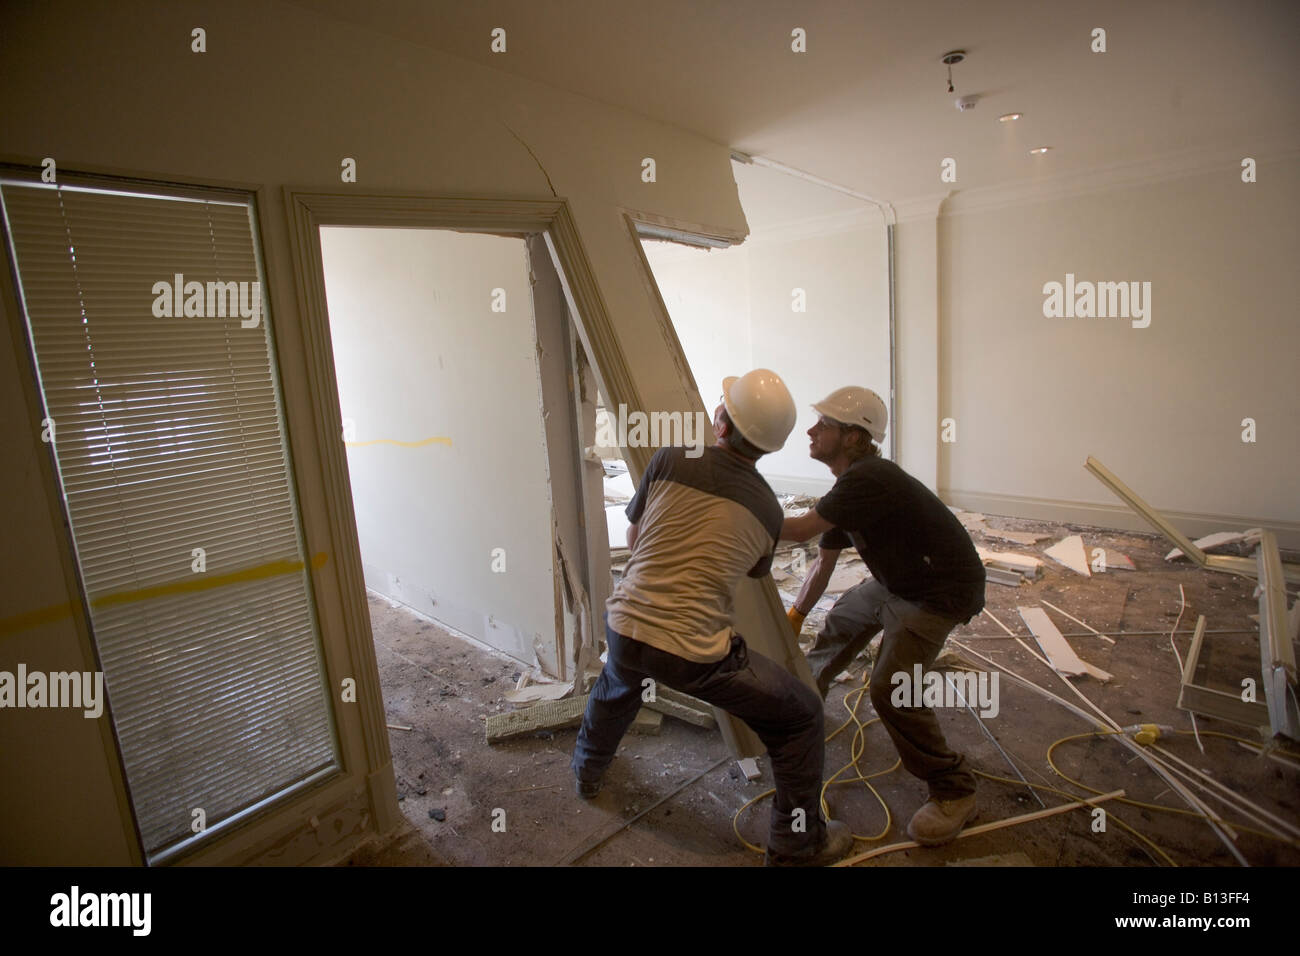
[786,606,806,634]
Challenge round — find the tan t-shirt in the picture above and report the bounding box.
[606,446,782,662]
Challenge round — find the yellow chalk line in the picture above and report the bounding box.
[344,437,452,448]
[0,551,328,637]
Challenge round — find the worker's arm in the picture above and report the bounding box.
[792,547,840,616]
[780,507,834,542]
[626,522,639,552]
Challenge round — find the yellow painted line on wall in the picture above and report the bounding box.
[344,437,453,448]
[0,551,329,637]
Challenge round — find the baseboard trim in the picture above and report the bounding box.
[942,488,1300,553]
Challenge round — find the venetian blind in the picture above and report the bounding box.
[1,179,338,859]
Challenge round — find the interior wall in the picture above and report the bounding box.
[320,227,554,666]
[938,157,1300,542]
[638,240,750,411]
[641,223,890,496]
[893,215,941,492]
[0,0,750,863]
[748,227,890,491]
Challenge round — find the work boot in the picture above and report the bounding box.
[906,794,977,846]
[574,770,601,799]
[764,819,854,867]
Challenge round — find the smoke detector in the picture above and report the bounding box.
[955,95,978,112]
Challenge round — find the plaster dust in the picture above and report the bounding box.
[349,517,1300,868]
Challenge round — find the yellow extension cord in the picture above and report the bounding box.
[730,668,1300,865]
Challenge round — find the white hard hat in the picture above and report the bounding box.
[721,369,797,453]
[812,386,888,443]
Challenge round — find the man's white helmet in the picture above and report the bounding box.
[721,369,797,452]
[812,386,888,443]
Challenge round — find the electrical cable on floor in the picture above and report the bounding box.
[1045,730,1300,847]
[731,663,1183,866]
[557,755,730,865]
[951,638,1289,865]
[732,668,901,853]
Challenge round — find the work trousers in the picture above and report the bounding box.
[573,619,827,855]
[807,580,977,800]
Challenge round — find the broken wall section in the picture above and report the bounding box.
[639,219,890,496]
[321,226,557,667]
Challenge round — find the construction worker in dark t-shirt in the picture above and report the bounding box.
[780,386,986,846]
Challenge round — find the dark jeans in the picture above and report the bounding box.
[806,579,976,800]
[573,620,827,855]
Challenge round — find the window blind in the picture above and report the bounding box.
[1,179,338,859]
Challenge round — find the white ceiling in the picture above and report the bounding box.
[290,0,1300,228]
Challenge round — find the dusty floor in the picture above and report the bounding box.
[347,514,1300,868]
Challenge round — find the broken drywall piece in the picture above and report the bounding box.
[644,686,716,729]
[985,567,1024,588]
[1018,606,1112,682]
[1045,535,1091,577]
[1100,549,1136,571]
[1165,529,1261,562]
[503,681,573,704]
[737,757,761,781]
[486,695,658,742]
[631,707,663,735]
[976,547,1043,577]
[956,511,987,531]
[983,527,1051,546]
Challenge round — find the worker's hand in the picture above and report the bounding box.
[787,606,806,635]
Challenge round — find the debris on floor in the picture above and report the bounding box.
[1045,535,1091,577]
[1165,529,1262,562]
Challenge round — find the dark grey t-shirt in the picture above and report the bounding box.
[815,456,985,621]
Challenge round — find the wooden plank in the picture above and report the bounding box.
[1085,457,1300,585]
[1084,457,1206,564]
[835,790,1126,867]
[1257,530,1300,740]
[1181,615,1208,686]
[1018,606,1112,682]
[1040,599,1115,645]
[1178,683,1270,730]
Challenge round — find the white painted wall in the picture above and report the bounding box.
[641,222,891,496]
[938,158,1300,538]
[320,227,554,665]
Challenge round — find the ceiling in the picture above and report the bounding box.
[289,0,1300,228]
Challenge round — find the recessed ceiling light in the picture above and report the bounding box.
[1030,146,1051,155]
[999,112,1022,122]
